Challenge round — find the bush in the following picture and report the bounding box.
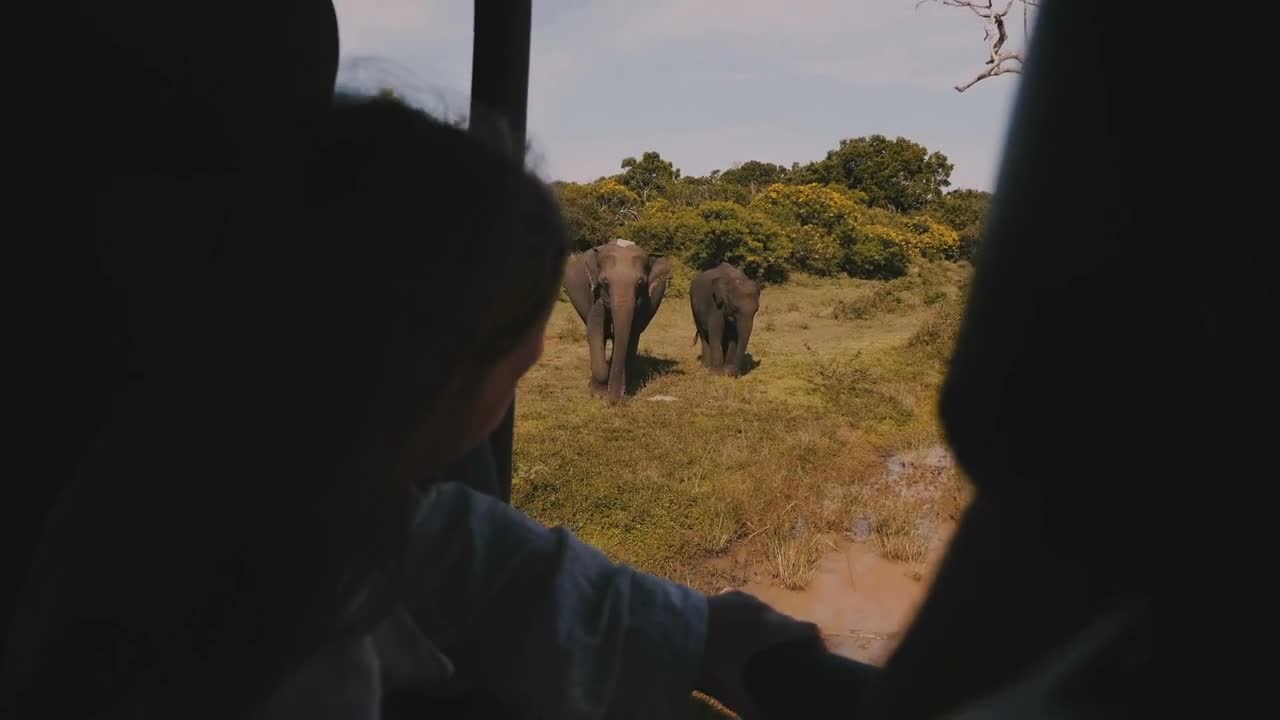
[956,222,983,261]
[556,179,641,250]
[750,184,871,277]
[803,348,914,426]
[662,256,700,299]
[832,283,906,320]
[623,200,705,256]
[842,225,911,279]
[934,189,990,261]
[902,215,961,260]
[750,183,869,233]
[786,225,844,276]
[684,202,792,283]
[905,275,970,363]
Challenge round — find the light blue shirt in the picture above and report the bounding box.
[259,480,709,720]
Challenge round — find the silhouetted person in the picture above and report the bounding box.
[5,90,824,719]
[854,2,1155,717]
[10,0,342,646]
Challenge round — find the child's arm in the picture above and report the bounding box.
[399,480,708,719]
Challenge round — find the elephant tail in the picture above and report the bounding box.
[692,328,700,345]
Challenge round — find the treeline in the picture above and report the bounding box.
[552,135,991,284]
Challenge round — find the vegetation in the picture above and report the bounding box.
[511,261,973,594]
[553,136,988,282]
[535,135,985,718]
[790,135,954,213]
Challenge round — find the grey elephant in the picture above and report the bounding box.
[690,262,763,376]
[563,239,673,402]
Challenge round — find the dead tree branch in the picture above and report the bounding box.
[916,0,1037,92]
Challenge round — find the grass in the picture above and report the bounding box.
[765,521,825,590]
[511,260,974,592]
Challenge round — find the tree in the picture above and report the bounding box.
[750,183,869,232]
[718,161,791,194]
[621,199,706,256]
[618,151,681,202]
[750,184,869,275]
[683,203,792,283]
[932,188,991,259]
[555,179,642,250]
[934,189,989,230]
[663,175,751,208]
[843,224,912,279]
[794,135,953,213]
[917,0,1039,92]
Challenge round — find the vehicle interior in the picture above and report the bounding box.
[8,1,1172,716]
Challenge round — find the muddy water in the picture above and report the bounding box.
[742,533,950,665]
[725,444,960,666]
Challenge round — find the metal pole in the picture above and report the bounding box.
[469,0,531,503]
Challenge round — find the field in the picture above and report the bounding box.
[510,260,974,595]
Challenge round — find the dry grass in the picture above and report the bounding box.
[764,522,825,590]
[511,261,973,591]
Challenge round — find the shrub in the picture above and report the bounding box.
[556,179,641,250]
[842,224,911,279]
[787,224,845,276]
[902,215,961,260]
[662,256,700,299]
[832,283,906,320]
[750,183,869,233]
[684,202,792,283]
[623,200,705,256]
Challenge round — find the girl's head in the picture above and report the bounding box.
[232,89,570,625]
[286,92,567,479]
[28,94,569,714]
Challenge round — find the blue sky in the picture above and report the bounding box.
[331,1,1028,191]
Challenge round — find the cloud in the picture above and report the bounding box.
[328,1,1026,190]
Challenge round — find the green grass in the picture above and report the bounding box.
[512,261,973,592]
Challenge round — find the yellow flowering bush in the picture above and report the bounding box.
[750,183,869,232]
[787,224,845,276]
[842,224,911,279]
[901,215,961,260]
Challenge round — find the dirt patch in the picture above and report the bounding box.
[702,444,963,666]
[714,526,952,666]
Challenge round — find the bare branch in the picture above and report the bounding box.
[956,52,1024,92]
[986,10,1008,63]
[918,0,1037,92]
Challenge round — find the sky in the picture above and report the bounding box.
[330,1,1029,191]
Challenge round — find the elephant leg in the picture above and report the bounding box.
[723,324,740,376]
[625,337,640,392]
[699,336,711,367]
[706,313,726,371]
[587,302,609,395]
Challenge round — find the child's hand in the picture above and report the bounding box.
[697,589,822,719]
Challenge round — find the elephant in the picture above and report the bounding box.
[690,262,763,376]
[563,239,673,402]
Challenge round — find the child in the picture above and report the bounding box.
[5,94,816,719]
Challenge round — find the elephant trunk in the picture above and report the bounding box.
[727,315,753,376]
[607,293,636,402]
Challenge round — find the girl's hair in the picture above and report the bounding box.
[15,94,568,716]
[214,94,569,704]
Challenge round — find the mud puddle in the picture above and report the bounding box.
[743,531,950,665]
[714,444,960,666]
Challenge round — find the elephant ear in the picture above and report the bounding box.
[711,276,734,307]
[582,247,602,292]
[647,255,673,306]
